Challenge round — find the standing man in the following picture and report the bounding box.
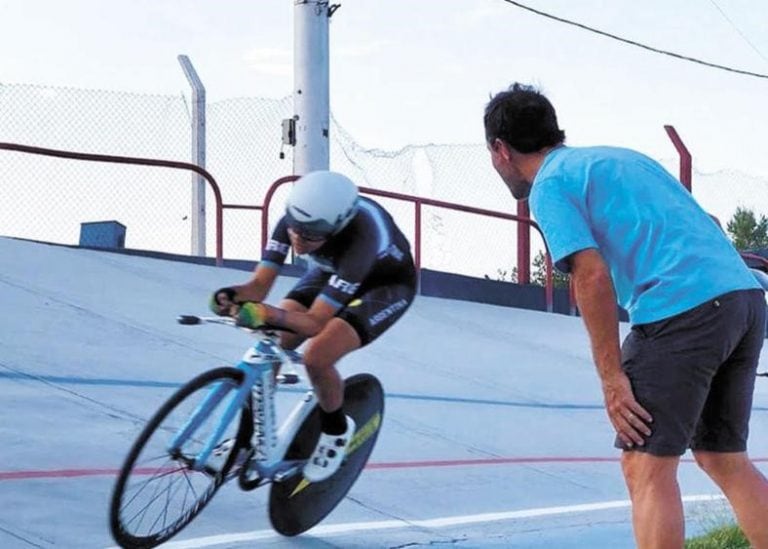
[484,82,768,548]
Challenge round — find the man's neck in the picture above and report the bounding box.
[524,144,564,182]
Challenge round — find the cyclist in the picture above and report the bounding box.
[210,170,416,482]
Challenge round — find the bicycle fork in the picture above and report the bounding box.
[167,366,259,471]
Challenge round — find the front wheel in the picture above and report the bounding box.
[110,367,251,548]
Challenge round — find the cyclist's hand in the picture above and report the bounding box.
[209,287,240,316]
[236,302,267,329]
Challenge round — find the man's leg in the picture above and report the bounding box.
[694,451,768,548]
[689,292,767,546]
[621,452,684,549]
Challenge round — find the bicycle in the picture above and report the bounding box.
[109,315,385,548]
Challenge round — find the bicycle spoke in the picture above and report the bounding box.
[110,367,247,547]
[126,465,179,534]
[122,463,177,513]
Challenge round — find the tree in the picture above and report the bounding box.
[486,251,569,288]
[485,267,518,283]
[726,207,768,251]
[531,250,570,289]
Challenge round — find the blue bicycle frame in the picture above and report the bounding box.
[167,331,314,475]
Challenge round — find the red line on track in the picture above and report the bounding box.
[2,457,766,481]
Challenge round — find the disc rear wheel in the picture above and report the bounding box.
[269,373,385,536]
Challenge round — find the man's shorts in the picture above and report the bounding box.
[284,268,416,346]
[616,289,765,456]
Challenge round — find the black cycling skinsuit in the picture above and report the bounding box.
[260,197,417,345]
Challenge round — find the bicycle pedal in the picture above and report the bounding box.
[274,464,302,483]
[276,373,300,385]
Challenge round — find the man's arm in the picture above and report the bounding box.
[570,248,652,448]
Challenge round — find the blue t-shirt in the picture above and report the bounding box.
[530,146,759,324]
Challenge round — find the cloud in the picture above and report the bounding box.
[242,48,291,76]
[335,40,391,58]
[452,4,509,27]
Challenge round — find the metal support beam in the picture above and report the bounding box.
[178,54,207,256]
[664,125,692,192]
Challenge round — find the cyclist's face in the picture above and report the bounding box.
[287,227,327,254]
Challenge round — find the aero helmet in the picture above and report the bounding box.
[285,170,360,239]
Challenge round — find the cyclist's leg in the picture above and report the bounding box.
[303,317,361,412]
[306,281,416,412]
[278,268,329,350]
[296,318,359,482]
[301,283,415,481]
[335,282,416,349]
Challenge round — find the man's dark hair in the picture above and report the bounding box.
[484,83,565,153]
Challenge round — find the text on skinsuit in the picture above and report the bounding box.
[266,239,290,254]
[369,299,408,326]
[329,275,361,295]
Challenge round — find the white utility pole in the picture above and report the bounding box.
[292,1,335,174]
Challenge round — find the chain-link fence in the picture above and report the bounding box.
[2,82,767,281]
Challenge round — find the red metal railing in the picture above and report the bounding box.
[0,142,556,310]
[664,125,692,192]
[740,252,768,272]
[0,142,227,266]
[260,176,555,312]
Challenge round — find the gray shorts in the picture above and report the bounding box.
[616,289,765,456]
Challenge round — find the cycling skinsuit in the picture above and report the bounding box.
[260,197,417,345]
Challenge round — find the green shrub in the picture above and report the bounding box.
[685,524,748,548]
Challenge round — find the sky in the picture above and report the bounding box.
[2,0,768,178]
[2,235,767,546]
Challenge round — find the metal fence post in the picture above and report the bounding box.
[178,54,207,256]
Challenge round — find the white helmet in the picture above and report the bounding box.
[285,171,360,238]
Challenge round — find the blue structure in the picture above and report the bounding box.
[79,220,126,249]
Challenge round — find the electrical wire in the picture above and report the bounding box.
[708,0,768,65]
[499,0,768,80]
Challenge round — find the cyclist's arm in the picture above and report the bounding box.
[235,263,279,303]
[261,298,337,338]
[262,242,375,336]
[235,218,290,302]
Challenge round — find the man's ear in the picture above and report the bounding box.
[494,138,512,160]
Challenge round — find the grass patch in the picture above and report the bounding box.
[685,524,749,548]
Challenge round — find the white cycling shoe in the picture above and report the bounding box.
[302,416,356,482]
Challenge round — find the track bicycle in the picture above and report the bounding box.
[109,315,384,548]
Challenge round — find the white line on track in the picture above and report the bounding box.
[110,494,725,548]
